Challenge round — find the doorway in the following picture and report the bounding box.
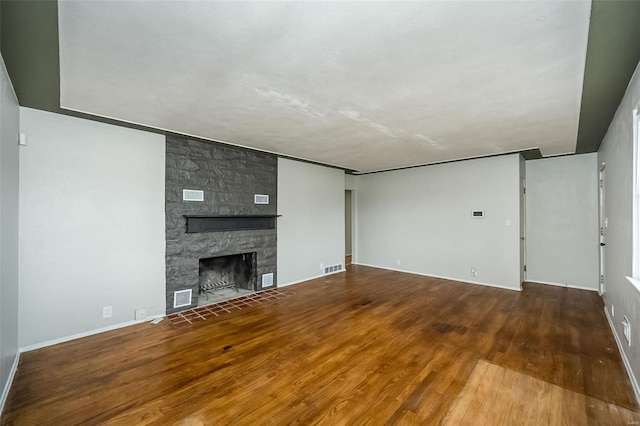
[599,163,606,295]
[345,190,353,266]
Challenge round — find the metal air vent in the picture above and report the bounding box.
[174,289,192,308]
[183,189,204,202]
[254,194,269,204]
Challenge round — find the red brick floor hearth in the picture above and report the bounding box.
[167,288,293,325]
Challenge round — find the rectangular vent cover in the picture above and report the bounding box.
[254,194,269,204]
[183,189,204,202]
[623,315,631,346]
[262,273,274,288]
[174,289,192,308]
[324,264,343,274]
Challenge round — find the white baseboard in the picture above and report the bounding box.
[17,268,345,352]
[604,306,640,404]
[352,263,521,292]
[278,269,346,288]
[0,352,20,416]
[525,279,599,292]
[19,314,165,353]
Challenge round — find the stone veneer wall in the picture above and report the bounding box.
[165,136,277,313]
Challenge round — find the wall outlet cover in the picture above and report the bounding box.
[102,306,112,319]
[135,308,147,321]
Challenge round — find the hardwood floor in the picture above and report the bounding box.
[443,360,640,425]
[2,266,637,425]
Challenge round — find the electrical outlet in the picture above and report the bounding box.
[319,263,324,271]
[611,304,615,317]
[397,259,401,265]
[471,267,477,277]
[102,306,112,319]
[135,308,146,321]
[623,316,631,346]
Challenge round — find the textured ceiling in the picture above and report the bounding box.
[58,1,591,173]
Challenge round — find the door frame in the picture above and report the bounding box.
[599,162,606,296]
[345,189,354,265]
[520,176,526,285]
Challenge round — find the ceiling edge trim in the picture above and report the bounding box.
[352,149,543,176]
[59,105,356,173]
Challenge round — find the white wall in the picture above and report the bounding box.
[355,154,521,290]
[0,57,20,413]
[525,154,599,290]
[19,108,166,348]
[519,155,526,284]
[277,159,345,286]
[598,60,640,390]
[345,174,356,190]
[345,190,352,255]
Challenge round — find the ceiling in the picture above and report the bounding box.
[3,1,640,173]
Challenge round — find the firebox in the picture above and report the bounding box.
[198,252,257,304]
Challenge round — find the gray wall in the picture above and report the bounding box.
[355,154,522,290]
[345,190,352,256]
[165,137,277,313]
[0,56,20,412]
[19,108,166,348]
[525,154,599,290]
[519,155,526,285]
[277,158,344,286]
[598,60,640,388]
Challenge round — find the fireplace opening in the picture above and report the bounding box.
[198,252,257,306]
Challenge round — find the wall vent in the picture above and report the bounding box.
[173,289,192,308]
[262,273,274,288]
[183,189,204,202]
[324,264,343,274]
[623,316,631,346]
[254,194,269,204]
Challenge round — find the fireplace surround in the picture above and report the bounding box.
[165,136,278,313]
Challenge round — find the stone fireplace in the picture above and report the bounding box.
[165,136,278,314]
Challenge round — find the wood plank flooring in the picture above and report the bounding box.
[2,265,638,425]
[443,360,640,425]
